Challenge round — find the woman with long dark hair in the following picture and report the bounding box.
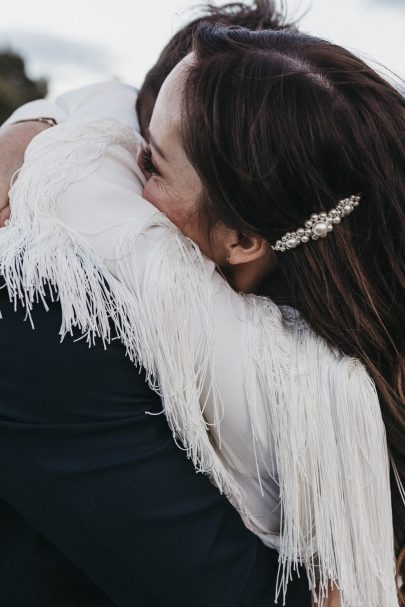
[140,25,404,606]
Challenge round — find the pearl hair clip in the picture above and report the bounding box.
[271,194,361,252]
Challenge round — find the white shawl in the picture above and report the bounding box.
[0,117,398,607]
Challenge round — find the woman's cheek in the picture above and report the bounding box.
[143,180,165,211]
[143,180,182,227]
[142,179,201,241]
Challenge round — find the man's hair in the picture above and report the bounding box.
[136,1,293,136]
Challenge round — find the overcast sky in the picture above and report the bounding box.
[0,0,404,98]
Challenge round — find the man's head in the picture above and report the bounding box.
[136,1,293,137]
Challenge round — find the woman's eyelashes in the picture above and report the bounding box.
[139,147,159,175]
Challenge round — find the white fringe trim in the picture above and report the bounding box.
[0,119,245,509]
[243,299,398,606]
[0,119,398,607]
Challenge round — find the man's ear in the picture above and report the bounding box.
[226,232,270,265]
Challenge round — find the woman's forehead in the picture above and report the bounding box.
[151,53,195,128]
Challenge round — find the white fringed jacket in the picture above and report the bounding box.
[1,82,398,606]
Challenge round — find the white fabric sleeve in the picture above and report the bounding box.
[1,98,68,127]
[1,81,140,133]
[53,131,280,538]
[18,118,270,522]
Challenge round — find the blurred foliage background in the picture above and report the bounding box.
[0,50,47,124]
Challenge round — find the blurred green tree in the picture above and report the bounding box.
[0,50,48,124]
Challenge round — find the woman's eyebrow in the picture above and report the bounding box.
[148,130,167,161]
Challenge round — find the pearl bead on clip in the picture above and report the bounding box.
[271,194,361,252]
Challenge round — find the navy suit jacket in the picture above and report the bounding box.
[0,285,310,606]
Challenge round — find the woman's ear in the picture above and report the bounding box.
[222,230,277,294]
[226,232,270,265]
